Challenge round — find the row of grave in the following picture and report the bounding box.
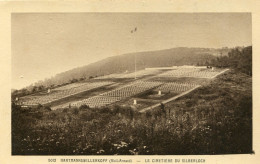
[69,81,200,108]
[95,69,161,79]
[18,81,114,106]
[95,67,222,80]
[157,68,221,78]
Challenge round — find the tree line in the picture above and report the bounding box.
[209,46,252,76]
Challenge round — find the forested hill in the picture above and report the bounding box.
[33,47,228,86]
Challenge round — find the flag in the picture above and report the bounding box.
[131,27,137,33]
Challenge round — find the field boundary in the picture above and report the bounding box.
[210,69,229,79]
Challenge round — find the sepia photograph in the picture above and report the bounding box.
[11,13,252,155]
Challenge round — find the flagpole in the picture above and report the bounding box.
[135,53,136,79]
[131,27,137,80]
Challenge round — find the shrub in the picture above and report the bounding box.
[44,106,52,111]
[62,108,69,113]
[37,104,43,109]
[79,104,89,110]
[48,112,57,119]
[72,107,79,115]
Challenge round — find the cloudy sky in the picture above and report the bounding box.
[12,13,252,89]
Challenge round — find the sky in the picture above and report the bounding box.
[12,13,252,89]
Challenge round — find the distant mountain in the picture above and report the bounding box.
[30,47,230,88]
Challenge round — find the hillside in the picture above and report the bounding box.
[32,47,229,88]
[12,70,252,155]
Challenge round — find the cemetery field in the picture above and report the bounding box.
[50,81,133,110]
[16,67,228,111]
[150,76,211,85]
[12,70,252,155]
